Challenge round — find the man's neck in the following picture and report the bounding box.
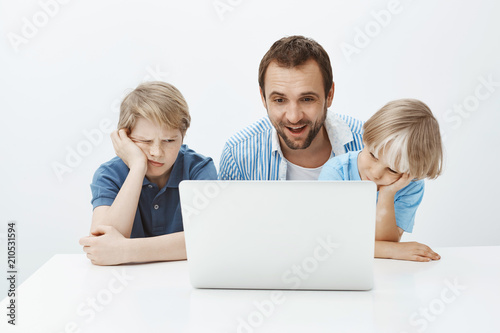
[280,126,332,168]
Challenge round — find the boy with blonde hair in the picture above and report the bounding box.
[319,99,443,262]
[80,81,217,265]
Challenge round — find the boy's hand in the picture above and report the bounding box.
[79,225,129,266]
[379,173,411,196]
[376,241,441,262]
[111,129,147,173]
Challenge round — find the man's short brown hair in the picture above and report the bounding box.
[258,35,333,98]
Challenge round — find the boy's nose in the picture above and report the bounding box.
[149,143,163,157]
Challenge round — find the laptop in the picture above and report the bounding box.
[179,181,376,290]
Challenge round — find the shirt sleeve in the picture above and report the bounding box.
[90,164,123,209]
[318,158,345,181]
[218,143,244,180]
[190,158,218,180]
[394,180,425,233]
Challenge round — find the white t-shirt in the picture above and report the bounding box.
[286,160,325,180]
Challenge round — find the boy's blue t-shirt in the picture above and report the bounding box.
[90,144,217,238]
[318,151,424,233]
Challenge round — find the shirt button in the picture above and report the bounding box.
[148,185,153,189]
[154,204,159,210]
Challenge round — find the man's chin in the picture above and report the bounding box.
[281,136,310,150]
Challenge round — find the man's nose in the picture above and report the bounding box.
[285,102,302,124]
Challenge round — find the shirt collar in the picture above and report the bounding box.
[271,112,354,156]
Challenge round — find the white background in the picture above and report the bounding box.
[1,0,499,293]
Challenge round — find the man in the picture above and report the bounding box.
[219,35,363,180]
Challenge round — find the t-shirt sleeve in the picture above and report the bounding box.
[190,157,218,180]
[318,158,345,181]
[394,180,425,233]
[90,164,123,209]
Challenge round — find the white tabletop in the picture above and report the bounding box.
[1,246,499,333]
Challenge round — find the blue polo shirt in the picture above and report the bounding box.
[90,145,217,238]
[318,151,424,233]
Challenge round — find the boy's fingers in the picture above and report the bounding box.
[118,129,130,140]
[110,130,120,142]
[79,236,94,246]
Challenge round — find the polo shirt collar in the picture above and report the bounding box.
[270,112,354,156]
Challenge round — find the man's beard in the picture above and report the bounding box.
[273,106,328,150]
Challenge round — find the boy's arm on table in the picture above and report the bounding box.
[375,240,440,262]
[374,175,440,261]
[80,226,186,265]
[91,130,147,237]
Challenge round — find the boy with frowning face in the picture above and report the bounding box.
[80,82,217,265]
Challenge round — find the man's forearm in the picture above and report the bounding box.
[125,231,187,263]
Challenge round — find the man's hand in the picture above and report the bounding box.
[79,225,129,266]
[379,173,412,195]
[111,129,147,173]
[376,241,441,262]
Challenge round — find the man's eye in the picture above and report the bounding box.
[303,97,314,102]
[274,98,284,103]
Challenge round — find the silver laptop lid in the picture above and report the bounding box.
[179,181,376,290]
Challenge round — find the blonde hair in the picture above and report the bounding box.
[363,98,443,180]
[118,81,191,136]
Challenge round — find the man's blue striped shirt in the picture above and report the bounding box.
[218,113,364,180]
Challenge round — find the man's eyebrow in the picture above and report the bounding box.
[300,91,320,98]
[268,91,321,98]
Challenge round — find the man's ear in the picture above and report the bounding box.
[259,87,267,109]
[326,82,335,107]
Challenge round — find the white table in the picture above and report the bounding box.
[1,246,499,333]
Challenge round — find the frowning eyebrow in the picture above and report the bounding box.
[130,135,147,140]
[130,134,180,140]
